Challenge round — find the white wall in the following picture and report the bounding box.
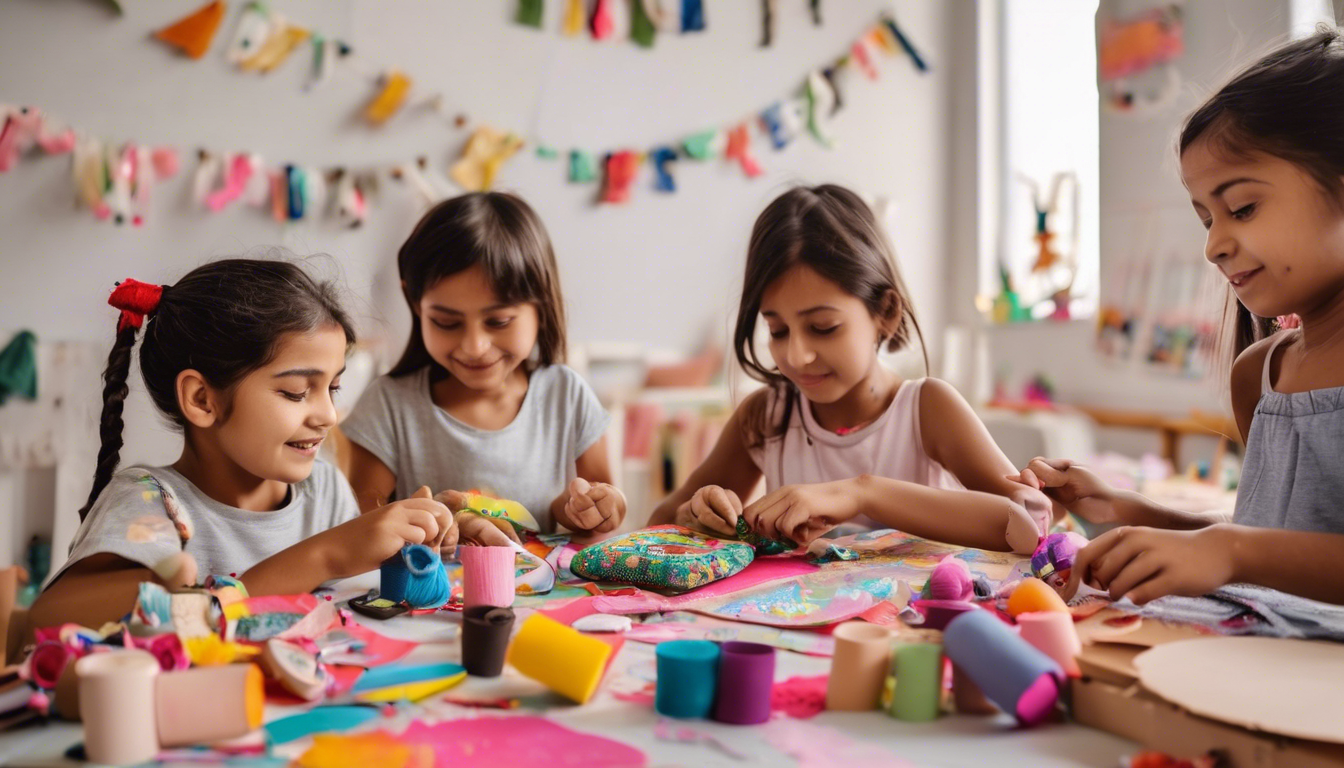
[0,0,958,564]
[974,0,1293,450]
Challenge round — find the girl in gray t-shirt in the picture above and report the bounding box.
[343,192,621,537]
[34,258,454,633]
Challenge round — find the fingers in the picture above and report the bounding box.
[459,515,514,547]
[1105,552,1162,601]
[1025,458,1072,488]
[435,489,469,512]
[570,476,592,497]
[1088,532,1148,591]
[1125,576,1178,605]
[690,488,738,537]
[412,485,433,500]
[438,520,460,559]
[744,489,790,541]
[1019,467,1042,490]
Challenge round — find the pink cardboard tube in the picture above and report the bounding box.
[1016,611,1082,677]
[156,664,264,747]
[460,545,515,608]
[826,622,892,711]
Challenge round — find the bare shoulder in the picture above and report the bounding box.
[1229,332,1289,442]
[917,376,973,419]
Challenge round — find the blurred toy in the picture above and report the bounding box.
[1030,532,1088,591]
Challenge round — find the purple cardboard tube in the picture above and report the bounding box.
[713,641,775,725]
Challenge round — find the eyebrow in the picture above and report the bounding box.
[1212,177,1266,197]
[273,365,347,379]
[762,306,840,318]
[428,303,514,314]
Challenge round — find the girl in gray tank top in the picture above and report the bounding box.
[1014,30,1344,607]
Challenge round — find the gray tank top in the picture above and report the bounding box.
[1233,331,1344,534]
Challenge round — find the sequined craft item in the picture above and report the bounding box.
[571,525,755,593]
[463,492,541,533]
[736,517,795,555]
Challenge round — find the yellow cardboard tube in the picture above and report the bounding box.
[505,614,612,704]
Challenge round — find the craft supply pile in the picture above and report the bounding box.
[6,508,1344,767]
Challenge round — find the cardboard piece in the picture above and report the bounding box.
[1134,637,1344,744]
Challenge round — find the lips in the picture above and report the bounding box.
[1227,267,1263,287]
[286,437,323,454]
[794,372,831,388]
[454,358,501,371]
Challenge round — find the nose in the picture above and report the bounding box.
[461,325,491,357]
[1204,219,1235,265]
[786,332,816,369]
[312,390,338,430]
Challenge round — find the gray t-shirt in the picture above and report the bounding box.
[46,459,359,589]
[340,364,609,533]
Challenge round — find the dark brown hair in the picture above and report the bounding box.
[81,256,356,520]
[735,184,927,447]
[388,192,566,377]
[1180,27,1344,368]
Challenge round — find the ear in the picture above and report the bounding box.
[176,369,220,428]
[402,280,419,317]
[876,289,903,343]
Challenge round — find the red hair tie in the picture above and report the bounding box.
[109,278,164,333]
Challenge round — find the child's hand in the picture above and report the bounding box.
[321,492,453,578]
[1065,525,1237,604]
[742,480,861,546]
[562,477,626,533]
[1013,458,1120,525]
[430,488,518,551]
[1005,483,1054,538]
[674,485,742,537]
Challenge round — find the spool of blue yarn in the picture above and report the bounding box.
[379,544,450,609]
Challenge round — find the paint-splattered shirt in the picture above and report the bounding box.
[45,459,358,589]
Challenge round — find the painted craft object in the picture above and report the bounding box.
[571,525,755,593]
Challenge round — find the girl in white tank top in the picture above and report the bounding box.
[650,185,1050,553]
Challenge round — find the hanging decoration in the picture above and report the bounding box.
[518,0,705,41]
[0,11,930,222]
[153,0,227,60]
[761,0,823,47]
[1098,4,1184,114]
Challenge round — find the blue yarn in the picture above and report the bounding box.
[386,543,450,609]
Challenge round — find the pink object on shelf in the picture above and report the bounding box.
[460,545,516,608]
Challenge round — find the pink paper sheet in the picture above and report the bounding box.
[395,716,646,767]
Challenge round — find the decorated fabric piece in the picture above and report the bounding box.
[759,0,777,47]
[391,159,443,208]
[153,0,226,60]
[563,0,586,36]
[570,525,755,593]
[516,0,544,29]
[598,529,1026,627]
[850,39,878,80]
[1030,531,1088,590]
[736,516,794,555]
[682,129,722,160]
[681,0,705,32]
[241,21,310,73]
[805,70,836,146]
[462,492,540,534]
[450,127,524,191]
[630,0,657,47]
[568,149,597,182]
[760,101,804,150]
[883,14,929,73]
[724,123,762,177]
[0,330,37,405]
[226,2,272,64]
[600,150,642,204]
[590,0,616,40]
[364,71,412,125]
[650,147,677,192]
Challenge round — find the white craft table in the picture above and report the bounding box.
[0,572,1138,767]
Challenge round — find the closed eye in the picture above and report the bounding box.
[280,390,307,402]
[1231,203,1256,220]
[431,319,461,331]
[811,325,839,336]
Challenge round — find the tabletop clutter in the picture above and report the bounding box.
[6,519,1344,768]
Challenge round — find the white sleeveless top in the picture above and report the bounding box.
[746,378,963,529]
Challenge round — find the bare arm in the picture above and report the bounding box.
[1228,526,1344,605]
[649,393,764,528]
[29,554,159,635]
[345,439,398,513]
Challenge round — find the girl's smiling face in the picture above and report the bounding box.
[206,324,348,485]
[760,264,890,404]
[417,264,540,392]
[1182,139,1344,320]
